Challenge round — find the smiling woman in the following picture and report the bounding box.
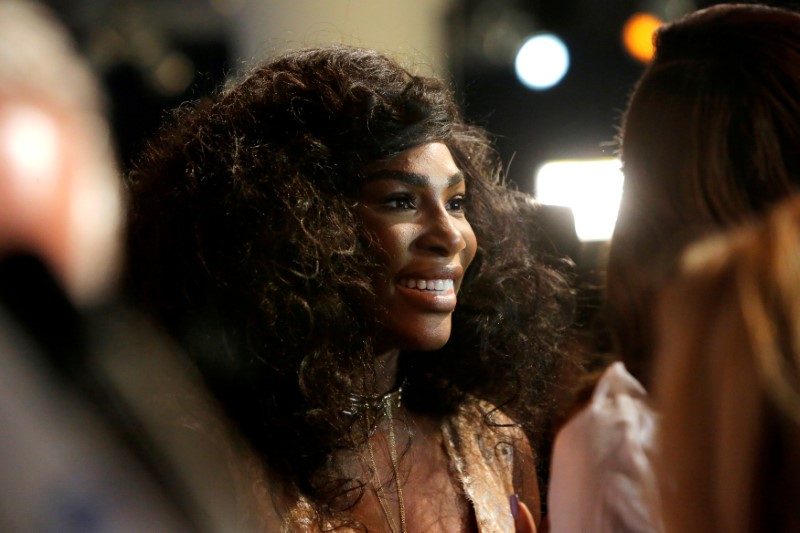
[124,45,574,532]
[358,142,476,356]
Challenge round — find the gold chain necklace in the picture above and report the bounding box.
[366,387,407,533]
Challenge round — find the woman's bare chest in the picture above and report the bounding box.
[347,412,478,532]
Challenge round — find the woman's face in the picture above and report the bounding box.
[356,142,477,351]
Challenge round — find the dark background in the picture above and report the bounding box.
[41,0,800,192]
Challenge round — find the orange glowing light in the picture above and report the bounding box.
[623,12,663,63]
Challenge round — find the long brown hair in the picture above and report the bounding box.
[608,4,800,386]
[654,194,800,533]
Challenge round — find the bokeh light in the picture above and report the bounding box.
[0,104,60,193]
[514,33,570,91]
[535,158,623,242]
[623,12,663,63]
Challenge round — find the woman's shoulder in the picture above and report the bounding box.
[442,396,535,532]
[442,396,526,490]
[448,396,526,439]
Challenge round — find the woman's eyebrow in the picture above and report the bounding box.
[365,169,465,187]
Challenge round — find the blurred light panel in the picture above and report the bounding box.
[514,34,570,90]
[623,12,663,63]
[535,158,623,241]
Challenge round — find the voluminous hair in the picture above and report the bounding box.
[125,45,573,511]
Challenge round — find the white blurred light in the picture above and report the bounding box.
[514,34,570,90]
[0,105,60,196]
[535,158,623,241]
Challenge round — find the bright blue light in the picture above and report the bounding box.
[514,34,570,90]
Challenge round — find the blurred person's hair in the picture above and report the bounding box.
[607,3,800,387]
[654,193,800,533]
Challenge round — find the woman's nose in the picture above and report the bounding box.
[414,206,467,257]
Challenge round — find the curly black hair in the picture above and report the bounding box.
[125,45,574,516]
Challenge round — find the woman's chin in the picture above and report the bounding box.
[382,314,453,352]
[398,328,452,352]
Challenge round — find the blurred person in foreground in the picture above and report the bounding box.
[549,4,800,532]
[0,2,250,530]
[655,194,800,533]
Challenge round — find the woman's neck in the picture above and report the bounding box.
[370,348,401,396]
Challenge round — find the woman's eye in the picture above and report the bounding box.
[448,195,468,212]
[384,195,415,210]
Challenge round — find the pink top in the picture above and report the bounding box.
[548,362,662,533]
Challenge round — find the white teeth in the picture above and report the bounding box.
[401,278,454,291]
